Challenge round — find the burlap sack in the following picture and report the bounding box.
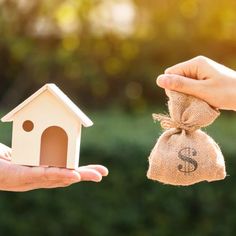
[147,90,226,186]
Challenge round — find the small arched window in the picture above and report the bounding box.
[22,120,34,132]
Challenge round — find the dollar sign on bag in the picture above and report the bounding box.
[178,147,198,174]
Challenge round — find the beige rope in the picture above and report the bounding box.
[152,113,200,132]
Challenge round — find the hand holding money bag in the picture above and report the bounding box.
[147,90,226,186]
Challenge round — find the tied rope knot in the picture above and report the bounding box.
[152,114,200,132]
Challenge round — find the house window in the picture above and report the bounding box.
[23,120,34,132]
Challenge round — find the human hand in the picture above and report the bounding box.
[156,56,236,111]
[0,143,108,192]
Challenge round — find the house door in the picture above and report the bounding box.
[40,126,68,168]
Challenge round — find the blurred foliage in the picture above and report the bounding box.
[0,0,236,111]
[1,0,236,236]
[1,111,236,236]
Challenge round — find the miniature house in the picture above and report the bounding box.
[1,84,93,169]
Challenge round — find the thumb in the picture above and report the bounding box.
[156,74,204,97]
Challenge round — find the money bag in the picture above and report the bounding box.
[147,90,226,186]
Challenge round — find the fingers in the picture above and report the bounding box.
[43,167,81,181]
[28,165,108,189]
[77,166,103,182]
[164,56,209,79]
[83,165,109,176]
[157,74,205,98]
[36,165,109,184]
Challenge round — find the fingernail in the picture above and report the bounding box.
[156,75,167,87]
[103,169,109,176]
[93,176,102,182]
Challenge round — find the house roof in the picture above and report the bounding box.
[1,83,93,127]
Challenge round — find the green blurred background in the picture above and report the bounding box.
[1,0,236,235]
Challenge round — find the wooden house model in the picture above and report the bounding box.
[1,83,93,169]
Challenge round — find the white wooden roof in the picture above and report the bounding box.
[1,83,93,127]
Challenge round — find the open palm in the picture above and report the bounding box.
[0,143,108,192]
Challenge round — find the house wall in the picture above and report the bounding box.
[11,90,81,169]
